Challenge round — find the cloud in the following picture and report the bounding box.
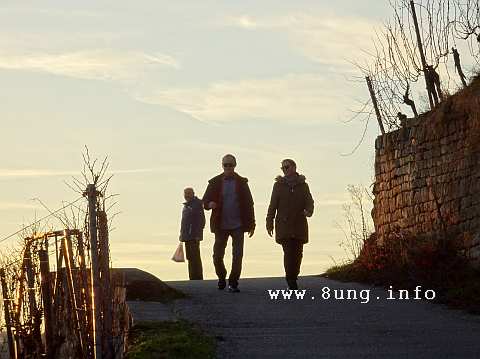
[0,49,180,81]
[226,13,377,68]
[131,13,376,123]
[0,168,158,178]
[137,73,354,123]
[0,202,40,210]
[113,168,159,175]
[0,7,102,18]
[227,15,259,29]
[317,199,348,207]
[174,140,284,157]
[0,169,78,178]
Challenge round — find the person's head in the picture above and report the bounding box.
[184,187,195,201]
[222,154,237,176]
[281,159,297,177]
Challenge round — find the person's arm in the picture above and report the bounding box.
[200,204,206,229]
[266,183,279,236]
[202,181,214,210]
[245,182,255,236]
[179,206,185,241]
[193,200,205,239]
[304,183,314,217]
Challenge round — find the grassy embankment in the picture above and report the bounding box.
[323,249,480,314]
[126,321,215,359]
[119,268,216,358]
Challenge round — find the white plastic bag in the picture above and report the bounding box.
[171,243,185,262]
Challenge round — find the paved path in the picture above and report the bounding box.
[165,276,480,358]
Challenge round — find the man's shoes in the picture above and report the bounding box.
[287,279,298,290]
[228,285,240,293]
[218,279,226,290]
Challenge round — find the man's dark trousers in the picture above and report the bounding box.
[185,240,203,280]
[213,228,244,287]
[281,239,303,284]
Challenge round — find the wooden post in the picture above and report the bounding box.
[53,240,64,300]
[366,76,385,135]
[62,230,84,356]
[98,211,113,358]
[24,244,42,353]
[452,47,468,88]
[0,269,16,359]
[54,234,59,273]
[14,251,27,326]
[77,233,94,357]
[70,232,89,355]
[410,0,434,110]
[39,249,54,359]
[87,184,103,359]
[403,84,418,119]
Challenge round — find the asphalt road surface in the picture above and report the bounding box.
[165,276,480,359]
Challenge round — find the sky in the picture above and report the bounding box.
[0,1,395,280]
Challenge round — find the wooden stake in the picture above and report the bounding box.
[452,47,468,87]
[14,251,27,327]
[98,210,113,358]
[62,230,84,356]
[78,233,94,357]
[366,76,385,135]
[24,244,42,353]
[410,0,434,110]
[87,184,103,359]
[39,249,54,359]
[0,269,16,359]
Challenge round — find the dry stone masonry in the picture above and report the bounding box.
[372,84,480,266]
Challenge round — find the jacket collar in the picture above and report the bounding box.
[210,172,248,183]
[222,172,237,180]
[183,196,199,205]
[275,173,306,187]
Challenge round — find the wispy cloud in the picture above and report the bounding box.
[133,12,376,124]
[113,168,159,175]
[174,140,285,157]
[0,202,40,211]
[0,7,102,18]
[227,15,259,29]
[317,199,348,207]
[0,49,180,81]
[315,192,351,207]
[225,13,377,68]
[137,73,353,123]
[0,169,78,178]
[0,168,158,178]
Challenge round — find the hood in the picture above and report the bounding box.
[275,173,306,186]
[183,196,201,205]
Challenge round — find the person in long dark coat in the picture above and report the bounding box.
[266,159,314,289]
[179,187,205,280]
[202,154,255,292]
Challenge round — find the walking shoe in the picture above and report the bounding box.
[228,285,240,293]
[218,278,226,290]
[287,279,298,290]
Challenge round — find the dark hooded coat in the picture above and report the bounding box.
[179,196,205,242]
[266,173,314,244]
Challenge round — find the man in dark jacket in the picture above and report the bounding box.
[202,154,255,292]
[180,187,205,280]
[266,159,314,290]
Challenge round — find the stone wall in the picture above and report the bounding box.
[372,88,480,265]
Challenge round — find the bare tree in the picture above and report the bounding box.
[337,185,374,261]
[353,0,479,133]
